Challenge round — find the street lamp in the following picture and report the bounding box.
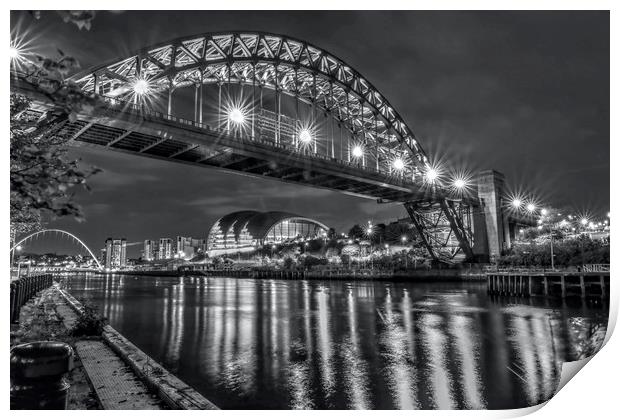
[9,45,20,60]
[539,212,556,270]
[133,79,149,95]
[453,178,467,191]
[512,198,522,209]
[228,107,246,125]
[352,145,364,158]
[401,236,408,269]
[426,168,438,183]
[526,203,536,213]
[299,128,312,144]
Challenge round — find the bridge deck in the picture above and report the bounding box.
[14,77,479,205]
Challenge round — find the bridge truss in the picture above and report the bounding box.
[14,31,484,263]
[404,199,476,263]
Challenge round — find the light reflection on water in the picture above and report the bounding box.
[66,274,607,410]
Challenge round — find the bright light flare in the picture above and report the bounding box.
[526,203,536,213]
[580,218,588,226]
[9,45,21,60]
[299,128,312,144]
[453,178,466,189]
[132,78,150,96]
[228,107,246,124]
[426,168,438,181]
[393,157,405,171]
[512,198,522,208]
[541,208,549,216]
[352,145,364,158]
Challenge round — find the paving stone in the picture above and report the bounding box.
[75,340,163,410]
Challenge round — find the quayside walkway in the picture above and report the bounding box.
[11,277,218,410]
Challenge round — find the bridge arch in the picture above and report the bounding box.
[72,31,431,181]
[11,229,103,270]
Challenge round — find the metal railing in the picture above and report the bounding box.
[582,264,610,273]
[10,274,54,323]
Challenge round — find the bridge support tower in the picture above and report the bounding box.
[404,169,511,264]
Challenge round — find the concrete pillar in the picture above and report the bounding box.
[475,170,509,262]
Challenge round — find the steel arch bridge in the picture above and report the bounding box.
[12,229,103,270]
[12,31,491,263]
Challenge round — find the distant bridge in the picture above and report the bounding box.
[11,31,532,263]
[11,229,103,270]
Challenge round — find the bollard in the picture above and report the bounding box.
[10,342,74,410]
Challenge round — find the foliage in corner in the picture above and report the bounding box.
[11,28,102,236]
[70,304,107,337]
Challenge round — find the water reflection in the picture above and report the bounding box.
[64,275,608,410]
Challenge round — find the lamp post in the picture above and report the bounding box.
[549,226,555,271]
[541,210,555,270]
[401,236,408,269]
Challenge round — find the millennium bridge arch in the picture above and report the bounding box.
[11,229,103,270]
[12,31,523,263]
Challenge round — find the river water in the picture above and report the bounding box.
[62,273,607,410]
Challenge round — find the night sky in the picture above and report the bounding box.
[11,11,609,258]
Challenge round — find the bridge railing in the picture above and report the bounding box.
[10,274,54,323]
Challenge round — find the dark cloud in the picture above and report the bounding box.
[11,11,609,257]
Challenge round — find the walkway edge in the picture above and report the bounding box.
[56,286,219,410]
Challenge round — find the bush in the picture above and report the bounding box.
[70,304,107,337]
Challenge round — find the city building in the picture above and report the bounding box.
[157,238,173,260]
[207,210,328,251]
[175,236,194,259]
[143,239,157,261]
[103,238,127,269]
[191,238,207,253]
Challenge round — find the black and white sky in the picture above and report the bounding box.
[10,10,610,257]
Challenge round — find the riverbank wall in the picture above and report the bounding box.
[57,287,219,410]
[110,268,486,282]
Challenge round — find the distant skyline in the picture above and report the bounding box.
[11,10,609,258]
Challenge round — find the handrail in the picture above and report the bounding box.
[10,274,54,323]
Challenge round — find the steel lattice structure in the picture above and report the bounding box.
[72,31,430,181]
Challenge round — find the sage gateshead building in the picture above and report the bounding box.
[207,211,328,251]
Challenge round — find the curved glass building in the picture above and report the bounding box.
[207,211,328,250]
